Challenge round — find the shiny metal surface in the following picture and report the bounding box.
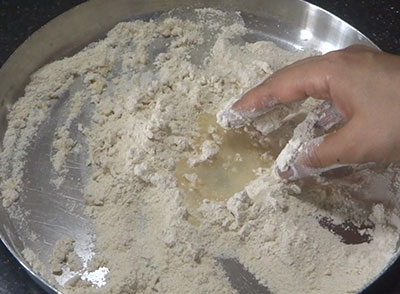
[0,0,391,293]
[218,256,272,294]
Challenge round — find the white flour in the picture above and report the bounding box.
[1,8,400,294]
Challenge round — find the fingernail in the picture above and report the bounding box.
[276,152,314,181]
[232,96,280,119]
[216,95,248,129]
[276,166,294,180]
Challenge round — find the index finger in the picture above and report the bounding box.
[232,56,333,114]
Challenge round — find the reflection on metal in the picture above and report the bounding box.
[300,29,313,41]
[217,256,272,294]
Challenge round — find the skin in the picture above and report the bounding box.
[232,45,400,179]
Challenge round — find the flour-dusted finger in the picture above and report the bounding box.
[232,56,334,116]
[277,117,363,180]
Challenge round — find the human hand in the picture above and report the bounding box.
[232,45,400,179]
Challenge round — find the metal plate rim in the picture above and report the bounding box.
[0,0,392,293]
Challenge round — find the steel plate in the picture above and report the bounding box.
[0,0,394,293]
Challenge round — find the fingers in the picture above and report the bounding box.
[314,102,344,130]
[232,56,332,116]
[278,119,361,180]
[231,44,378,118]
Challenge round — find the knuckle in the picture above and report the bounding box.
[324,47,377,66]
[358,51,378,65]
[320,52,346,77]
[324,50,350,63]
[324,48,377,67]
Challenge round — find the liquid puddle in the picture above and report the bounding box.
[175,113,273,222]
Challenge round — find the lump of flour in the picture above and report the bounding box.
[1,8,400,294]
[50,238,82,275]
[1,178,21,208]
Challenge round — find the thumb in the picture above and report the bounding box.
[277,120,361,180]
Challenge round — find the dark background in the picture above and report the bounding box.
[0,0,400,293]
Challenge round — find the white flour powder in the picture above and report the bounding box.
[1,8,400,294]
